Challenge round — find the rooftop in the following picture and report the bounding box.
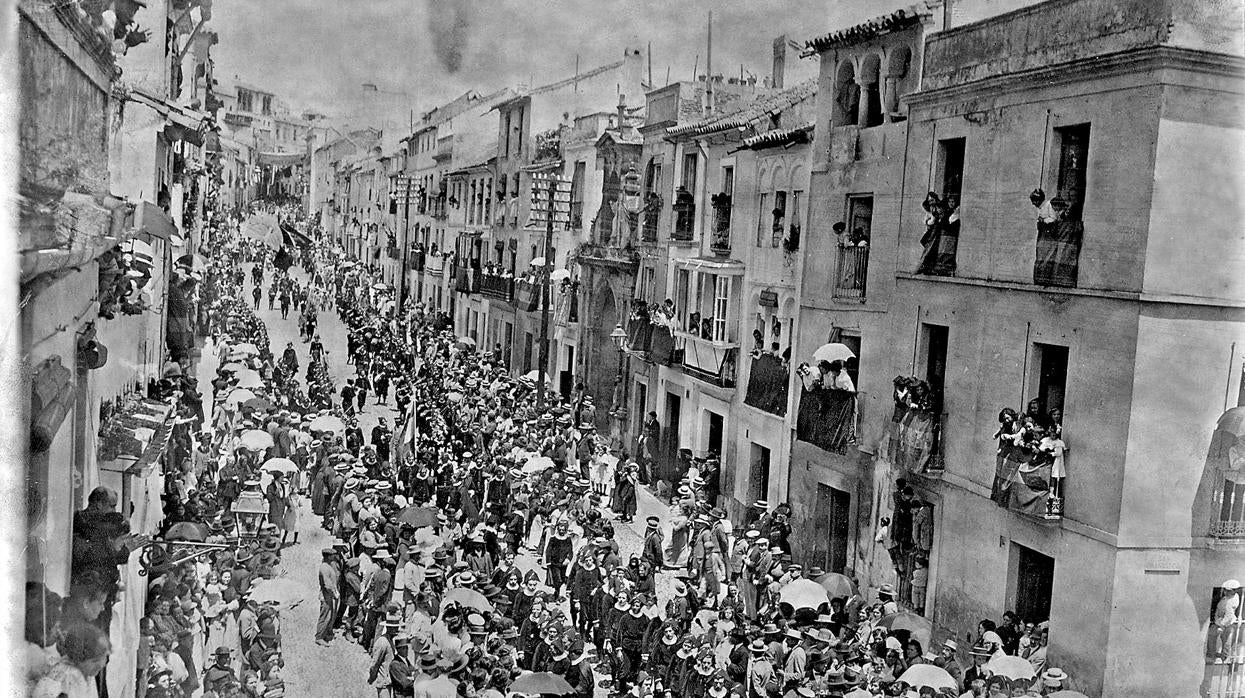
[665,80,815,138]
[803,4,934,55]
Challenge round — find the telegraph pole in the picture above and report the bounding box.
[398,176,412,316]
[537,173,555,410]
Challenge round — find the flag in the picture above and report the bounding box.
[280,222,313,248]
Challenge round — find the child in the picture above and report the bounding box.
[1040,423,1068,517]
[911,556,929,615]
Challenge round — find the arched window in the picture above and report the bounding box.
[832,60,858,127]
[859,54,884,128]
[885,46,914,117]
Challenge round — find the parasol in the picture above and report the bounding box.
[597,453,619,468]
[221,362,249,373]
[529,257,547,267]
[814,572,857,599]
[509,672,573,696]
[372,283,389,291]
[896,665,957,691]
[443,587,493,612]
[812,342,856,365]
[1047,693,1090,698]
[522,456,555,474]
[261,458,299,475]
[163,521,208,542]
[878,611,933,648]
[235,372,265,389]
[231,343,260,356]
[549,269,571,282]
[248,578,309,606]
[225,389,257,407]
[985,655,1037,680]
[778,578,831,611]
[446,392,464,403]
[396,506,439,528]
[521,370,548,384]
[239,429,275,451]
[309,415,346,433]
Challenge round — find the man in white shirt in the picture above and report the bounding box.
[1213,579,1241,662]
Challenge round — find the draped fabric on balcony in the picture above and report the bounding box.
[628,317,652,352]
[744,354,788,416]
[990,441,1050,516]
[916,213,959,276]
[886,407,936,473]
[796,387,856,453]
[649,326,675,365]
[1033,218,1083,287]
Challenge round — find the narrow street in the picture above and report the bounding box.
[201,267,674,695]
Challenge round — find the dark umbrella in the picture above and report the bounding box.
[509,672,574,696]
[395,506,439,528]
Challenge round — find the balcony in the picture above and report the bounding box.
[833,244,870,300]
[480,272,513,302]
[641,193,661,242]
[576,241,639,270]
[744,352,789,416]
[625,309,676,366]
[514,279,541,312]
[1033,217,1083,288]
[672,186,695,241]
[795,382,857,455]
[425,252,444,276]
[386,245,400,260]
[455,266,480,294]
[1211,472,1245,539]
[710,193,732,257]
[677,331,738,389]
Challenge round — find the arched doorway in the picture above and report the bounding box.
[586,283,621,429]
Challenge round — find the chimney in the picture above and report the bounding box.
[772,35,789,89]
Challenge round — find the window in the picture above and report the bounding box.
[750,443,771,503]
[721,166,734,196]
[921,323,949,464]
[640,266,655,302]
[847,195,873,245]
[813,484,851,574]
[503,112,512,155]
[756,193,769,247]
[1054,124,1090,221]
[682,152,698,192]
[832,61,858,127]
[772,191,787,247]
[937,138,966,208]
[1008,543,1054,625]
[712,275,730,342]
[1029,343,1068,420]
[675,269,690,328]
[789,190,803,248]
[570,161,585,228]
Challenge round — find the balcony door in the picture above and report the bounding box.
[812,484,851,575]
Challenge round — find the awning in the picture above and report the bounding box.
[128,88,208,134]
[258,151,306,168]
[132,201,177,242]
[674,255,745,275]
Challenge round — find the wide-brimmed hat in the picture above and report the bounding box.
[969,643,992,657]
[1042,668,1067,686]
[877,583,896,597]
[748,639,768,654]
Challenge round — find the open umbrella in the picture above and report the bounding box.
[242,397,275,412]
[985,655,1037,681]
[224,388,257,407]
[372,283,389,291]
[509,672,573,696]
[597,453,619,469]
[522,370,548,384]
[529,257,548,268]
[446,392,464,403]
[309,415,345,433]
[1047,692,1090,698]
[444,587,493,613]
[550,269,571,282]
[261,458,299,475]
[231,343,260,356]
[239,429,274,451]
[778,579,831,611]
[163,521,208,542]
[248,578,309,606]
[235,372,265,389]
[396,506,439,528]
[221,362,249,373]
[878,611,933,648]
[814,572,857,599]
[523,456,555,474]
[812,342,856,365]
[896,665,957,691]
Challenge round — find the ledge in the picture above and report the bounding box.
[896,272,1245,308]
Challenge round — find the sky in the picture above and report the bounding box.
[210,0,913,123]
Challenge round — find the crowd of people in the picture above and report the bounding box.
[25,205,1082,698]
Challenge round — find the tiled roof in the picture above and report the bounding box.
[665,80,816,138]
[743,123,814,150]
[804,4,933,54]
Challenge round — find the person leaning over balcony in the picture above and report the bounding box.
[31,622,112,698]
[1212,579,1242,662]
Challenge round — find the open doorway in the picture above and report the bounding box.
[1009,542,1054,624]
[813,484,851,575]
